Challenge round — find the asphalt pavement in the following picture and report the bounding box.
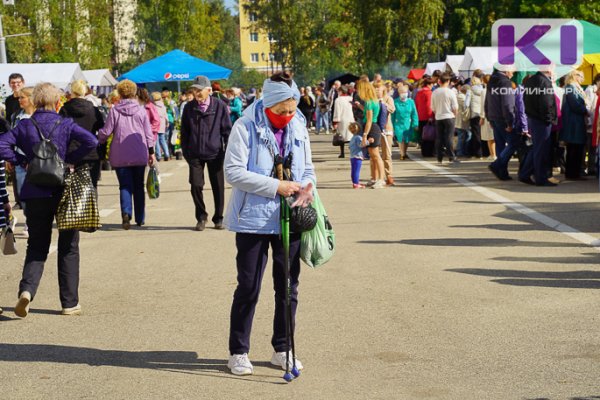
[1,134,599,400]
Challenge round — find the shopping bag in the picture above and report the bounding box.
[56,166,100,232]
[0,227,17,255]
[300,189,335,268]
[422,121,436,142]
[146,166,160,199]
[332,133,344,146]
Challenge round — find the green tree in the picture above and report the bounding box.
[135,0,224,64]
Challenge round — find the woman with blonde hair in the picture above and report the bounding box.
[355,80,385,188]
[373,81,395,185]
[98,80,156,229]
[0,82,98,317]
[60,79,104,187]
[151,91,170,161]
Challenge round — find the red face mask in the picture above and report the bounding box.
[265,108,295,129]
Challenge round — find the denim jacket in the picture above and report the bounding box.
[224,99,316,234]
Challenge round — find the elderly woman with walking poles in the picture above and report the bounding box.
[223,72,316,377]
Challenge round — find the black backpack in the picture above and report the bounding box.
[26,117,65,187]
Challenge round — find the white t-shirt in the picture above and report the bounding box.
[431,87,458,121]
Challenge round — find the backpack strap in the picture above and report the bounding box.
[30,117,62,141]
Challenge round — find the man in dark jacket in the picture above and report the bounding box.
[181,75,232,231]
[485,69,517,180]
[4,73,24,120]
[519,70,558,186]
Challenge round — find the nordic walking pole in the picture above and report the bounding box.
[277,159,293,383]
[281,195,294,383]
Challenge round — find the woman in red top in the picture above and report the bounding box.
[414,78,434,157]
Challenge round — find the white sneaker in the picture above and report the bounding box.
[61,304,82,316]
[371,180,386,189]
[270,351,304,371]
[228,353,253,376]
[15,291,31,318]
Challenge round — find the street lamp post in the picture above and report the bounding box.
[0,14,32,63]
[129,39,146,60]
[427,29,449,62]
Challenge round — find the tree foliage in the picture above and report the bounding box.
[1,0,600,86]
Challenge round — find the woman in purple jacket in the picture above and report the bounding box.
[98,80,156,229]
[0,82,98,318]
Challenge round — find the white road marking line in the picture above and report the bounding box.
[99,209,116,218]
[48,245,58,255]
[409,155,600,251]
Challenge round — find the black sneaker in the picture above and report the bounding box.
[195,221,206,231]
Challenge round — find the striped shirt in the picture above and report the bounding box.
[0,160,9,228]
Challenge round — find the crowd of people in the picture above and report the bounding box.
[1,65,599,377]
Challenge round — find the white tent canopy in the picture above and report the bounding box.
[83,69,117,87]
[0,63,85,97]
[445,55,465,73]
[458,47,498,78]
[425,62,447,76]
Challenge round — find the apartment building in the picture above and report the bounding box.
[238,0,280,74]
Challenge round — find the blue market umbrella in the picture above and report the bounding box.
[118,49,231,84]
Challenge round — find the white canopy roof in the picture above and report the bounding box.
[458,47,498,78]
[445,55,465,73]
[0,63,86,97]
[83,69,118,87]
[425,62,447,76]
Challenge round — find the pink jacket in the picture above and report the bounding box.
[98,99,154,168]
[145,102,160,138]
[153,100,168,133]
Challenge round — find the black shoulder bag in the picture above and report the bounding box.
[26,117,65,187]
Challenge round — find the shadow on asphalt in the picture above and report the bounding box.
[446,268,600,289]
[0,344,287,384]
[492,254,600,264]
[526,396,600,400]
[100,224,196,232]
[1,307,61,315]
[358,239,583,248]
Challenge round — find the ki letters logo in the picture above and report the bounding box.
[492,19,583,77]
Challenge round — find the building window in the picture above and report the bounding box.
[249,13,257,22]
[249,32,259,42]
[250,53,259,63]
[268,32,276,42]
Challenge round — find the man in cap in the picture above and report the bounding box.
[180,75,232,231]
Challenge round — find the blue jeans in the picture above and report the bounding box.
[316,108,329,133]
[15,165,26,213]
[155,133,170,160]
[519,117,552,184]
[456,128,471,157]
[351,158,362,184]
[490,120,520,178]
[115,166,146,224]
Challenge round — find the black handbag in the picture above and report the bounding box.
[26,118,65,187]
[332,133,344,146]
